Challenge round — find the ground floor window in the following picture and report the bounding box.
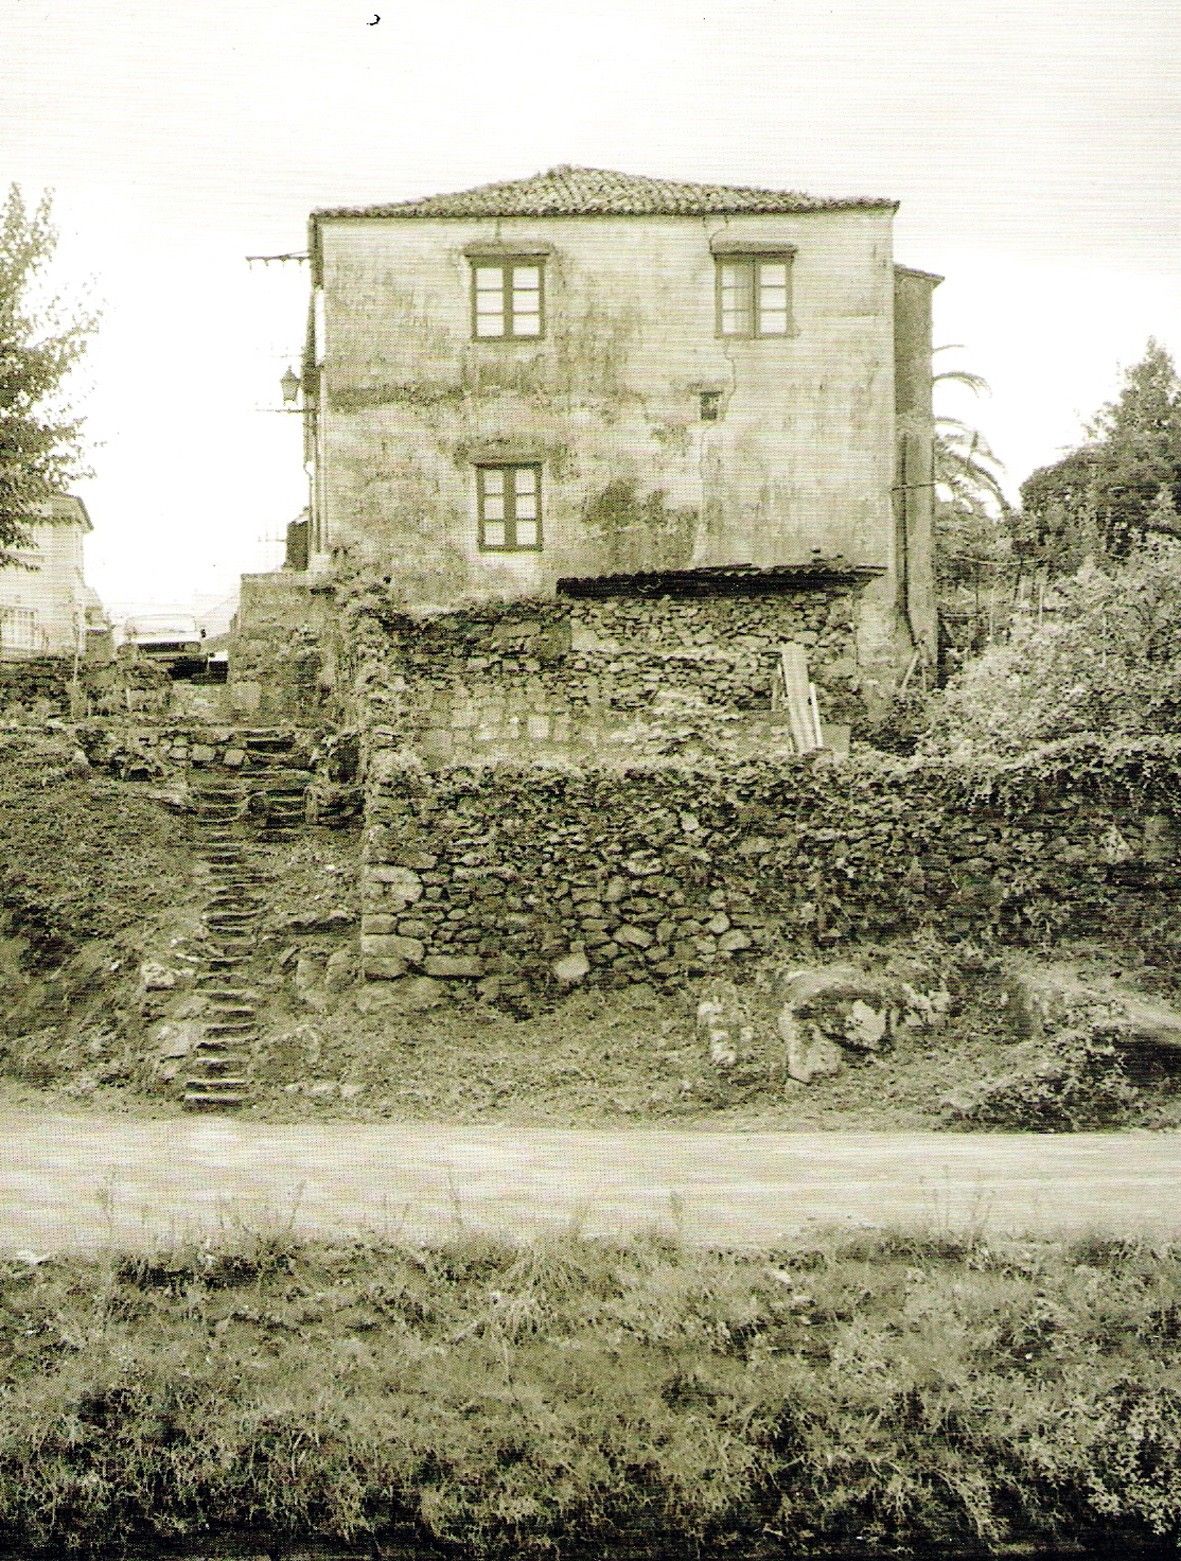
[0,607,38,654]
[477,464,542,551]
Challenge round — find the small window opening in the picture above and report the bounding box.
[700,391,722,422]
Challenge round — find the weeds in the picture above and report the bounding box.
[0,1228,1178,1555]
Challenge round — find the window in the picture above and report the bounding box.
[477,465,542,551]
[0,607,37,654]
[700,390,722,421]
[715,253,795,339]
[471,260,544,339]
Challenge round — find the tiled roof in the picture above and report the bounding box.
[557,561,884,599]
[313,165,895,221]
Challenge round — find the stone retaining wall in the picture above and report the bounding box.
[359,737,1181,1010]
[342,586,862,765]
[75,721,321,776]
[231,571,332,722]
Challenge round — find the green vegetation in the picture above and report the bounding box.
[1019,338,1181,567]
[0,1228,1178,1557]
[0,731,197,1099]
[924,542,1181,759]
[932,339,1181,660]
[0,184,98,561]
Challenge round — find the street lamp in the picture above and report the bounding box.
[280,366,301,406]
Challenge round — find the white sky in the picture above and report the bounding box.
[5,0,1180,616]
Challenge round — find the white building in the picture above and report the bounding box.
[0,496,109,660]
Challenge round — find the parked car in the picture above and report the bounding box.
[121,613,208,679]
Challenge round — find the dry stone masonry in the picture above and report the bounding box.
[360,736,1181,1011]
[344,587,861,766]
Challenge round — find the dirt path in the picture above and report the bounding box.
[1,1109,1178,1253]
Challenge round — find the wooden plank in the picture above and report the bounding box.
[798,683,817,749]
[780,643,819,753]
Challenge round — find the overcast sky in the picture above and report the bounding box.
[5,0,1180,616]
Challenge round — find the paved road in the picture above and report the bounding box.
[0,1110,1178,1253]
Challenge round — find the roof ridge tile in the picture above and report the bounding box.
[312,165,896,222]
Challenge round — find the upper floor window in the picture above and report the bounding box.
[471,260,544,339]
[714,249,796,339]
[477,464,542,551]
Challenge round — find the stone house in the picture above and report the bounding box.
[0,495,107,661]
[240,166,940,738]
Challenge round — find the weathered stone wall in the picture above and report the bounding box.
[76,721,321,777]
[230,572,331,723]
[0,657,169,721]
[359,737,1181,1010]
[340,585,863,765]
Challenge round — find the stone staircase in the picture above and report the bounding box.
[183,728,315,1111]
[187,772,260,1111]
[235,729,311,840]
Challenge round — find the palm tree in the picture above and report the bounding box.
[930,356,1014,648]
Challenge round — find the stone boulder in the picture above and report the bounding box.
[777,960,949,1085]
[1003,962,1181,1082]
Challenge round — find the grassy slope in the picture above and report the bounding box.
[0,1229,1178,1556]
[0,733,198,1100]
[0,732,192,963]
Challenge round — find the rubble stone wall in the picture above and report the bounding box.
[0,657,170,721]
[76,722,321,777]
[346,586,863,765]
[359,737,1181,1009]
[230,572,332,723]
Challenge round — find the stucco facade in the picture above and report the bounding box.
[300,167,939,679]
[0,496,103,660]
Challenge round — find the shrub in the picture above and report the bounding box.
[943,1028,1144,1130]
[923,543,1181,760]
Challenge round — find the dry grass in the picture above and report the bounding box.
[0,1226,1178,1556]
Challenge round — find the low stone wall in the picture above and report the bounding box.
[75,720,322,779]
[0,657,169,721]
[359,736,1181,1009]
[340,586,862,765]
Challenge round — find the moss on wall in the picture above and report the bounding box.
[361,735,1181,1008]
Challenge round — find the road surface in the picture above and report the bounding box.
[0,1109,1177,1253]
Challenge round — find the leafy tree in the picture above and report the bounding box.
[0,186,97,563]
[922,540,1181,758]
[1018,339,1181,568]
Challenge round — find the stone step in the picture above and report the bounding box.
[191,1054,247,1074]
[183,1091,247,1112]
[205,1022,257,1038]
[186,1069,248,1088]
[243,737,297,754]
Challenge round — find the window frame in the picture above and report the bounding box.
[0,606,38,654]
[714,250,796,340]
[476,463,543,553]
[469,258,546,342]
